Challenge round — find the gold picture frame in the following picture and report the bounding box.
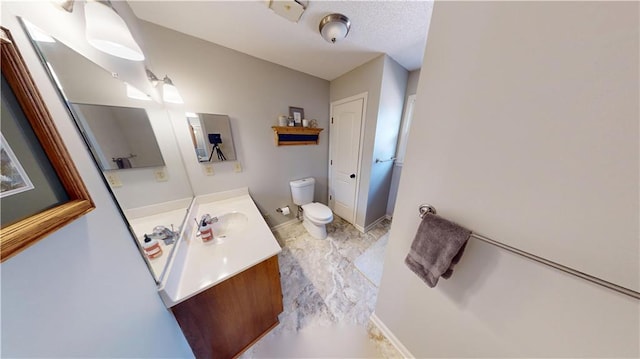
[1,27,94,261]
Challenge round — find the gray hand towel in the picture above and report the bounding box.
[405,214,471,287]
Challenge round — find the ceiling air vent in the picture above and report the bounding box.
[268,0,306,23]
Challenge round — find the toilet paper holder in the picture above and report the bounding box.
[276,206,291,215]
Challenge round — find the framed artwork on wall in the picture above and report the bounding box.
[0,27,94,261]
[289,106,304,127]
[0,132,35,198]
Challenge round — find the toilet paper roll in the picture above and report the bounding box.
[278,206,290,215]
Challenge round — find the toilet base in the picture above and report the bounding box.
[303,217,328,239]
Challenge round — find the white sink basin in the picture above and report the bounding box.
[211,212,248,236]
[159,189,283,307]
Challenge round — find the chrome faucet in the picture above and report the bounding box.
[199,214,219,227]
[149,225,178,245]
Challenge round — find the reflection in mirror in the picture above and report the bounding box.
[71,103,165,170]
[187,113,237,162]
[22,17,194,283]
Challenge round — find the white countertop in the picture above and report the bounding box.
[126,198,192,282]
[159,188,282,307]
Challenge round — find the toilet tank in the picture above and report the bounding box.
[290,177,315,206]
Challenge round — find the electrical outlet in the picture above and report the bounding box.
[203,164,214,176]
[106,173,122,188]
[154,168,168,182]
[234,162,242,173]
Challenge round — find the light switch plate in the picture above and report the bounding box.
[234,162,242,173]
[106,173,122,187]
[203,164,215,176]
[154,168,168,182]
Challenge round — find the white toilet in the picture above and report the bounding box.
[290,177,333,239]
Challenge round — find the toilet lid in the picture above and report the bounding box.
[302,202,333,222]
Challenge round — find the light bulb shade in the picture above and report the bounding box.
[84,1,145,61]
[319,13,351,43]
[126,83,151,101]
[162,81,184,104]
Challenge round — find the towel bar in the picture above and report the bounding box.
[417,204,639,299]
[375,157,396,163]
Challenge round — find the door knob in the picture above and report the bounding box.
[350,174,356,178]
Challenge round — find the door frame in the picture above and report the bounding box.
[328,92,368,226]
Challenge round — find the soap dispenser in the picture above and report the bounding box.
[199,214,215,242]
[143,234,163,259]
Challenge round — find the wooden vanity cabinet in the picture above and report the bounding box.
[171,256,283,359]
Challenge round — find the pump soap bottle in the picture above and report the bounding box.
[200,216,214,242]
[143,234,163,259]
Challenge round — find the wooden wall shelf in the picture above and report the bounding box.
[271,126,323,146]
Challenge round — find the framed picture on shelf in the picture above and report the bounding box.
[289,106,304,127]
[1,27,94,262]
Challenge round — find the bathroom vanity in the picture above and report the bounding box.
[171,256,282,358]
[159,188,283,358]
[23,13,285,356]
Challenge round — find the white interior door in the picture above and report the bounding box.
[329,97,364,224]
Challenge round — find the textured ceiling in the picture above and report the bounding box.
[129,1,433,81]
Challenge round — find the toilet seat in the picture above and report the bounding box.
[302,202,333,223]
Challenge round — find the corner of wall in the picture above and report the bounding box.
[363,55,409,227]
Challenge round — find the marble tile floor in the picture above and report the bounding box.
[240,216,401,358]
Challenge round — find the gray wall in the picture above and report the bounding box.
[329,55,408,230]
[404,70,421,104]
[365,56,408,226]
[330,55,384,229]
[138,21,330,226]
[1,7,192,357]
[386,69,420,216]
[375,2,639,357]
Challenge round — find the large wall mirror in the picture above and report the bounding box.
[71,103,165,170]
[21,18,194,283]
[187,113,237,162]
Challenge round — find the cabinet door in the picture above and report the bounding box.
[172,256,283,359]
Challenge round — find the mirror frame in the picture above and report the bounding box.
[0,27,95,261]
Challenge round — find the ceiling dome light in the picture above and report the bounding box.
[84,1,145,61]
[319,13,351,44]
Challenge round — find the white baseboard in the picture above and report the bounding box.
[354,215,390,233]
[270,218,300,231]
[370,312,414,359]
[385,214,393,221]
[364,215,387,232]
